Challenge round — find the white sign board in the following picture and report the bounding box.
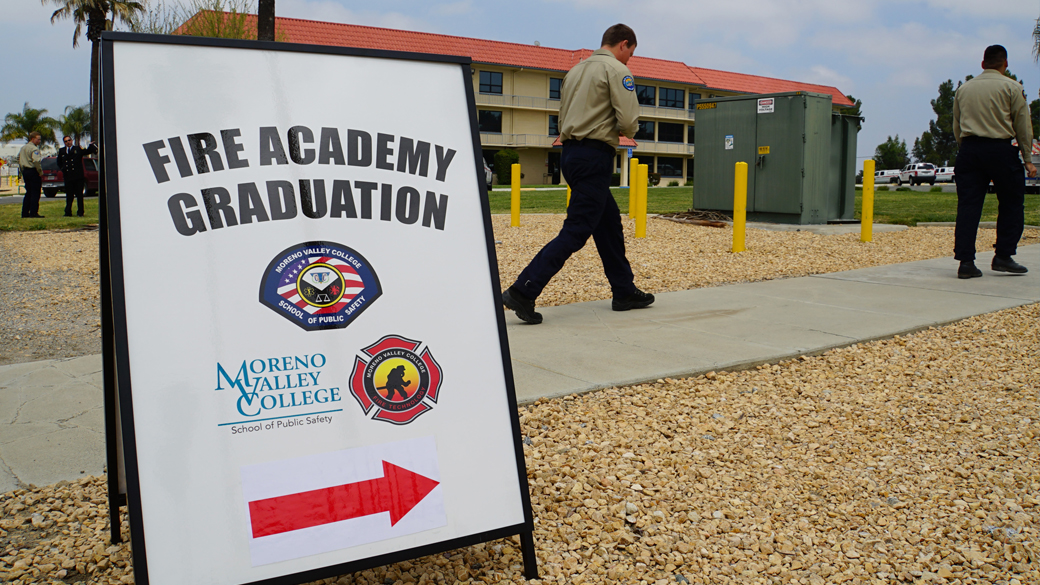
[757,98,775,114]
[725,135,734,150]
[101,34,533,585]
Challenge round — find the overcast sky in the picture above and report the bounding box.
[5,0,1038,161]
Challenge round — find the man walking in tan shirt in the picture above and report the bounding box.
[502,24,653,324]
[952,44,1036,278]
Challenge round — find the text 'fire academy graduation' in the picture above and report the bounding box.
[141,125,460,236]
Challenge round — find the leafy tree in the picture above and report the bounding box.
[840,94,863,120]
[44,0,145,141]
[132,0,286,41]
[1031,98,1039,141]
[874,135,909,170]
[494,149,520,185]
[1034,16,1039,62]
[913,80,958,166]
[59,104,91,145]
[2,103,59,144]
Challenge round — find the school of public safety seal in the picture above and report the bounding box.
[259,241,381,331]
[350,335,443,425]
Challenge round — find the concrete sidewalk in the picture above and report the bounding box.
[1,245,1037,493]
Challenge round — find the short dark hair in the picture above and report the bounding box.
[28,132,41,140]
[601,24,636,48]
[982,45,1007,69]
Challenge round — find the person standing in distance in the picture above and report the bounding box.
[19,132,45,219]
[952,44,1036,279]
[57,136,98,217]
[501,23,653,324]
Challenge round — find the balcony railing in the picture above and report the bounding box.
[479,133,558,148]
[478,133,695,156]
[634,142,696,155]
[639,105,696,121]
[475,93,560,111]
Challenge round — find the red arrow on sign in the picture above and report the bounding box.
[248,461,439,538]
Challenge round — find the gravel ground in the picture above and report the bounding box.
[1,219,1037,584]
[1,218,1037,364]
[1,304,1036,584]
[0,229,101,365]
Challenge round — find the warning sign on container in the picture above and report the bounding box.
[757,98,775,114]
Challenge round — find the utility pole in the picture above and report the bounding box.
[258,0,275,41]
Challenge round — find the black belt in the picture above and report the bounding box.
[564,138,617,155]
[962,136,1012,144]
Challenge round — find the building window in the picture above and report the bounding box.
[549,78,563,100]
[658,122,684,143]
[478,110,503,133]
[479,71,503,94]
[635,85,656,106]
[687,125,695,144]
[688,92,701,110]
[641,156,655,174]
[549,115,559,136]
[635,121,655,141]
[658,157,683,177]
[660,87,684,109]
[687,158,695,178]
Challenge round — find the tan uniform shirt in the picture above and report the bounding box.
[19,141,42,173]
[953,69,1033,160]
[558,48,640,147]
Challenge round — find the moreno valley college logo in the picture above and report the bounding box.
[260,241,381,331]
[350,335,443,425]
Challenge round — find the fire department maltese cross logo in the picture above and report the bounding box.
[259,241,381,331]
[350,335,443,425]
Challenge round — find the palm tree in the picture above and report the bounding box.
[1033,16,1039,62]
[60,105,92,146]
[43,0,144,141]
[2,103,59,144]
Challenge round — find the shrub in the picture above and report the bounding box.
[685,180,694,187]
[494,149,520,185]
[878,186,889,191]
[929,186,942,192]
[667,180,679,187]
[648,173,661,186]
[896,186,911,192]
[611,173,621,186]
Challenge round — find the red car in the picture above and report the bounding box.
[40,155,100,198]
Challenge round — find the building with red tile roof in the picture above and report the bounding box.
[187,12,854,185]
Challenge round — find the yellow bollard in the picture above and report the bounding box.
[861,159,875,242]
[628,157,639,218]
[635,164,648,238]
[732,162,748,253]
[510,163,521,227]
[566,185,571,208]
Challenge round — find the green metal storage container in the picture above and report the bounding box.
[692,91,859,224]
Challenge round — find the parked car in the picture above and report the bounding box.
[899,163,936,186]
[40,155,100,198]
[874,170,900,184]
[935,166,955,183]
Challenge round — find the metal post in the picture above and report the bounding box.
[566,185,571,208]
[510,163,521,227]
[628,157,639,218]
[635,164,648,238]
[732,162,748,253]
[520,530,539,579]
[861,159,875,242]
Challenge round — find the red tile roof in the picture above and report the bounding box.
[690,67,853,107]
[191,12,849,105]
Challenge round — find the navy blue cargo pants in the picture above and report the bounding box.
[954,137,1026,262]
[512,139,636,300]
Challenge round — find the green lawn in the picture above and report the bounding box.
[488,185,1039,227]
[488,186,694,215]
[0,198,100,231]
[2,187,1035,232]
[855,189,1040,227]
